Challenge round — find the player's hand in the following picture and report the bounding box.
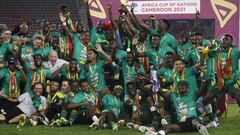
[59,12,66,23]
[83,101,93,106]
[132,35,139,46]
[95,43,103,53]
[197,46,204,53]
[16,62,23,70]
[130,3,136,13]
[196,10,200,19]
[107,3,112,9]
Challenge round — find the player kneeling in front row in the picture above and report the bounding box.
[98,85,125,130]
[145,80,209,135]
[51,79,100,128]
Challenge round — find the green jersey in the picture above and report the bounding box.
[58,66,84,81]
[0,67,22,97]
[90,27,107,47]
[219,47,240,84]
[23,62,52,91]
[84,61,107,92]
[120,61,145,96]
[71,90,96,112]
[72,34,87,66]
[173,67,198,93]
[146,46,174,68]
[150,29,177,51]
[157,66,174,88]
[0,41,13,62]
[102,94,123,118]
[171,90,197,122]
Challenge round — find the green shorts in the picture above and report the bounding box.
[210,80,240,97]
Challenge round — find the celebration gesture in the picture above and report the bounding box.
[59,12,66,23]
[95,43,103,53]
[195,10,200,19]
[107,2,112,9]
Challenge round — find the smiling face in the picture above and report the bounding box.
[50,81,60,93]
[69,59,77,72]
[151,35,160,49]
[222,35,233,49]
[82,31,90,43]
[177,82,188,95]
[41,21,49,33]
[20,23,28,34]
[7,58,16,71]
[49,51,58,64]
[181,31,189,44]
[3,30,12,42]
[33,83,43,96]
[127,83,136,97]
[114,87,123,98]
[50,36,59,48]
[87,50,97,62]
[34,55,43,67]
[76,21,84,33]
[174,60,184,73]
[80,81,90,92]
[193,35,202,46]
[61,80,70,94]
[165,53,174,67]
[126,53,134,66]
[97,21,105,33]
[33,38,43,49]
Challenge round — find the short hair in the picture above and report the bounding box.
[165,51,174,56]
[174,57,183,62]
[33,54,43,59]
[3,28,11,33]
[49,50,59,58]
[150,34,161,40]
[88,48,98,56]
[79,79,88,84]
[69,58,77,63]
[41,19,49,25]
[34,36,43,41]
[193,32,202,37]
[61,77,70,82]
[31,82,44,90]
[224,34,233,41]
[162,19,171,30]
[50,78,60,84]
[18,32,27,37]
[177,80,189,88]
[126,82,135,87]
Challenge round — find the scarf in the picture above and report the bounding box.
[67,65,78,81]
[29,91,43,112]
[172,68,185,92]
[59,34,73,60]
[31,67,45,86]
[9,70,19,97]
[217,47,233,88]
[137,41,149,72]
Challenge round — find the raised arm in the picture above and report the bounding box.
[95,43,112,65]
[59,12,74,39]
[86,0,93,30]
[131,5,150,32]
[193,11,200,32]
[107,3,117,31]
[16,62,27,82]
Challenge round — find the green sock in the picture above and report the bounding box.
[69,110,78,124]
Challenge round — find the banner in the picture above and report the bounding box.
[87,0,239,46]
[128,0,200,15]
